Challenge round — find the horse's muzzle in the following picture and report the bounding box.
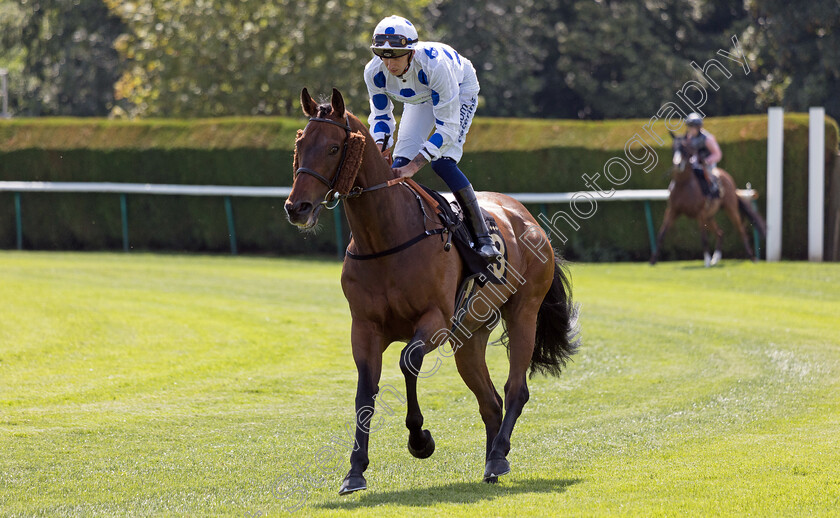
[284,199,317,228]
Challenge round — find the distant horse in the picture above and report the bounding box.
[650,135,766,266]
[285,88,579,494]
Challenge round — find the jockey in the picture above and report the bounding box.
[364,15,499,260]
[684,112,722,198]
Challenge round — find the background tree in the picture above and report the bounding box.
[430,0,757,119]
[105,0,427,117]
[0,1,27,115]
[745,0,840,124]
[0,0,125,116]
[2,0,838,121]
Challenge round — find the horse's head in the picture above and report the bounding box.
[669,133,692,175]
[284,88,366,229]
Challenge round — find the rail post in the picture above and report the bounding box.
[644,200,656,256]
[120,194,129,252]
[224,196,237,255]
[14,192,22,250]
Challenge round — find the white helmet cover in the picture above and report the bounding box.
[371,15,419,56]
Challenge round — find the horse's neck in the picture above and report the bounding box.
[343,135,425,254]
[674,165,696,185]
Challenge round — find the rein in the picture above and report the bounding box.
[295,116,449,260]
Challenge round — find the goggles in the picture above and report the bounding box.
[372,33,416,48]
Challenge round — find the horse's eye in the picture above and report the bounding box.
[329,145,340,155]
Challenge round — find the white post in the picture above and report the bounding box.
[766,107,784,261]
[809,107,825,261]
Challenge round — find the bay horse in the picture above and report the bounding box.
[284,88,579,494]
[649,135,766,266]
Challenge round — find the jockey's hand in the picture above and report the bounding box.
[392,154,428,180]
[393,165,416,179]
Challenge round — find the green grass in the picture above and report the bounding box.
[1,252,839,516]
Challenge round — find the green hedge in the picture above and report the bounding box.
[1,114,836,260]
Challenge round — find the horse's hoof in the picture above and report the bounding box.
[484,458,511,480]
[484,476,499,484]
[710,250,722,266]
[408,429,435,459]
[338,473,367,495]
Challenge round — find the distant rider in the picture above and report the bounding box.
[684,112,722,198]
[363,15,498,260]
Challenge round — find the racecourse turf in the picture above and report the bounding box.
[0,251,838,517]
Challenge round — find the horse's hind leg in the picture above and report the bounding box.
[484,301,540,480]
[724,198,755,260]
[453,327,503,473]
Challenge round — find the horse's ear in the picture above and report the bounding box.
[331,88,346,119]
[301,88,318,117]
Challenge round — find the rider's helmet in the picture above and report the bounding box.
[686,112,704,128]
[370,15,418,58]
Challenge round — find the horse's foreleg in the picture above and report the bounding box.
[339,321,385,495]
[699,219,711,266]
[399,315,447,460]
[709,219,723,266]
[650,207,675,265]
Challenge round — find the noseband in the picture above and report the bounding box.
[294,116,355,208]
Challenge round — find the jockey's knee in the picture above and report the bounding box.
[431,158,470,191]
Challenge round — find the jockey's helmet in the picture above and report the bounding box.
[686,112,704,127]
[371,15,418,58]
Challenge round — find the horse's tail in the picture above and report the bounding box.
[530,252,581,378]
[738,197,767,238]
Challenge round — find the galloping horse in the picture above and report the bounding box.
[650,135,766,266]
[285,88,579,494]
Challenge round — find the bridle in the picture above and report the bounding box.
[294,116,412,209]
[293,114,451,260]
[294,115,356,209]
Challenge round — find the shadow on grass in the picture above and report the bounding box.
[679,259,750,270]
[316,476,583,510]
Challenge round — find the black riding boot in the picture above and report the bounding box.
[454,185,500,260]
[693,168,711,197]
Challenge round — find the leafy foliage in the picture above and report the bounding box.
[429,0,758,119]
[745,0,840,121]
[1,0,125,116]
[104,0,427,117]
[0,0,837,122]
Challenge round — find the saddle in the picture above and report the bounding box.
[414,184,511,332]
[415,184,507,287]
